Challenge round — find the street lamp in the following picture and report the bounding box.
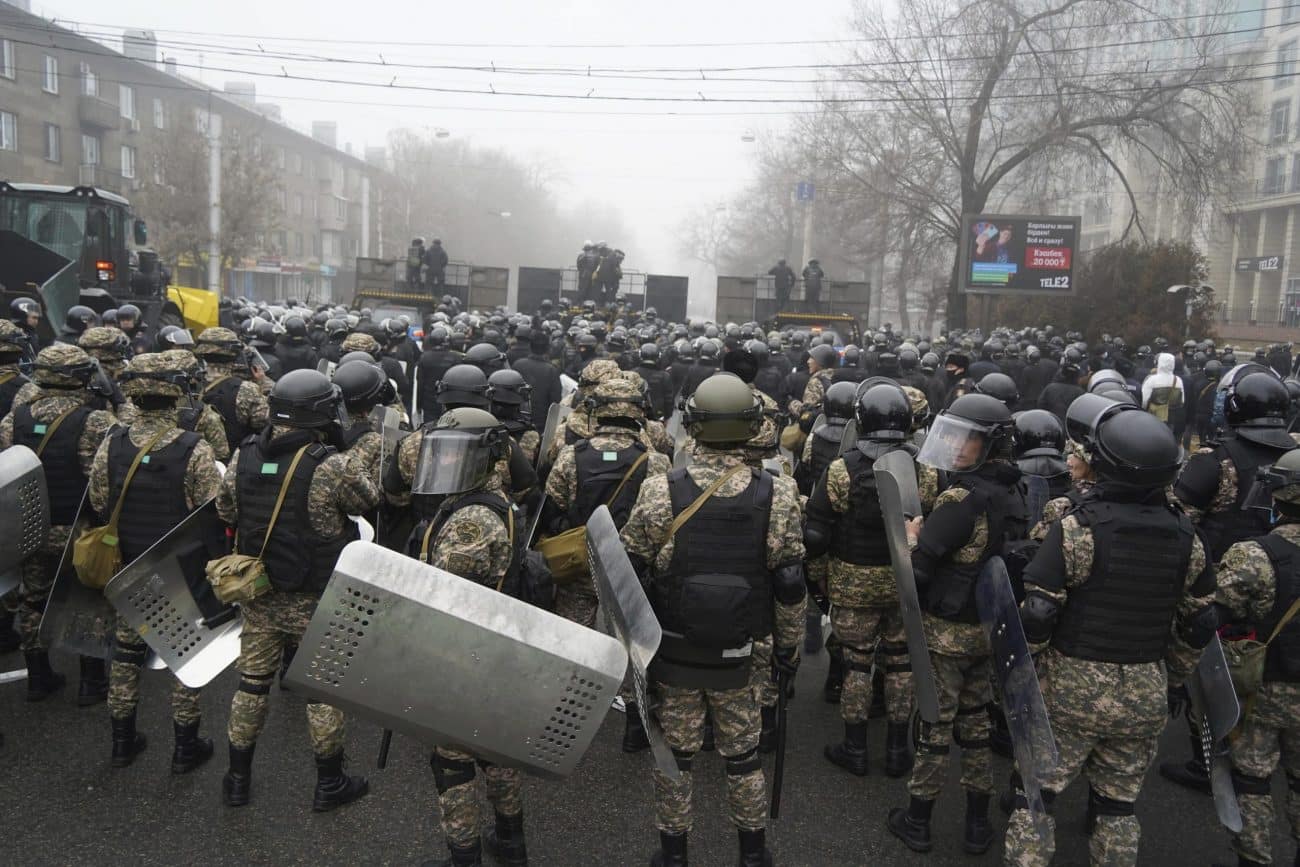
[1168,284,1214,340]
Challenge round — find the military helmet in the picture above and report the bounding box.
[155,324,195,352]
[639,342,661,365]
[1222,369,1293,448]
[917,393,1013,473]
[855,383,911,442]
[975,372,1019,409]
[1253,447,1300,506]
[340,332,381,357]
[33,343,98,388]
[579,358,622,387]
[413,407,508,496]
[1065,393,1182,487]
[1087,369,1126,394]
[588,375,644,421]
[0,319,25,357]
[823,381,858,421]
[333,359,395,413]
[486,368,532,407]
[1012,409,1065,459]
[64,305,99,334]
[435,363,490,409]
[78,326,131,373]
[284,315,309,341]
[194,326,244,360]
[11,296,40,324]
[465,342,506,373]
[120,350,201,399]
[809,344,838,370]
[685,372,762,445]
[268,369,344,429]
[920,352,939,374]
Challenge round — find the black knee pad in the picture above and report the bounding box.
[879,640,908,658]
[954,732,991,750]
[431,753,477,792]
[671,748,695,774]
[113,643,148,666]
[1013,786,1057,814]
[236,674,274,696]
[725,747,762,777]
[1089,789,1135,818]
[1231,769,1273,797]
[844,656,874,675]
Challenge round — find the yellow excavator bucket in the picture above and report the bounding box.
[167,285,220,334]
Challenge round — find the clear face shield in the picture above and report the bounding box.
[916,413,996,472]
[411,428,498,496]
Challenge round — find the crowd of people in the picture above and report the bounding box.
[1,291,1299,867]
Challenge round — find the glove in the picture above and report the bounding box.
[772,645,800,678]
[1167,682,1190,718]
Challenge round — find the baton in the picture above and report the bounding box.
[377,729,393,769]
[770,671,791,820]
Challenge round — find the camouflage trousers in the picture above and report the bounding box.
[831,604,912,725]
[17,527,70,651]
[109,616,201,724]
[651,680,766,834]
[431,745,523,848]
[750,635,777,709]
[908,648,992,799]
[227,591,344,757]
[1003,722,1158,867]
[1228,681,1300,865]
[555,583,598,630]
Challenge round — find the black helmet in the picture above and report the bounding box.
[333,360,394,413]
[1224,370,1293,447]
[425,326,449,349]
[117,303,142,324]
[11,296,41,324]
[64,305,99,334]
[1066,393,1182,488]
[639,342,661,365]
[1012,409,1065,459]
[746,340,770,362]
[486,368,532,407]
[383,317,408,342]
[698,340,720,361]
[155,324,194,351]
[268,369,344,429]
[465,342,505,373]
[855,383,911,442]
[809,344,838,370]
[435,363,490,409]
[842,345,861,367]
[899,346,919,370]
[920,352,939,374]
[1203,359,1223,381]
[943,349,970,371]
[722,346,758,383]
[1060,347,1083,375]
[975,372,1019,409]
[917,393,1013,472]
[339,350,377,367]
[325,318,349,340]
[283,315,309,341]
[823,381,858,420]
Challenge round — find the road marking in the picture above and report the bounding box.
[0,669,27,684]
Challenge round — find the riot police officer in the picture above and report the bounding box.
[621,372,807,867]
[636,343,674,421]
[0,320,31,420]
[510,328,562,434]
[487,369,539,464]
[56,305,99,345]
[794,380,856,497]
[194,327,270,456]
[217,369,377,811]
[9,296,43,365]
[277,316,319,374]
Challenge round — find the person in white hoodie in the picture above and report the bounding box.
[1142,352,1186,437]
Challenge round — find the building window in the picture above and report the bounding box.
[1273,100,1292,143]
[44,124,61,162]
[81,133,100,166]
[119,85,135,121]
[291,152,302,175]
[1279,41,1298,88]
[152,97,165,129]
[294,232,304,256]
[313,233,321,257]
[1292,154,1300,191]
[1287,2,1300,24]
[1265,155,1287,193]
[81,63,98,97]
[43,56,58,94]
[0,112,16,152]
[312,196,319,218]
[335,198,347,221]
[291,193,302,216]
[276,189,286,211]
[276,147,286,170]
[1,40,14,80]
[120,145,136,179]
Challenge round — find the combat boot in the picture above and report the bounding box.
[737,828,773,867]
[823,721,869,776]
[868,667,886,719]
[170,720,214,774]
[483,811,528,867]
[804,609,823,654]
[311,749,369,811]
[423,839,483,867]
[822,645,843,704]
[222,744,255,806]
[24,649,65,701]
[77,655,108,706]
[1158,732,1211,794]
[648,831,687,867]
[623,702,650,753]
[759,705,779,754]
[884,721,913,778]
[110,713,147,767]
[886,796,934,853]
[963,790,994,855]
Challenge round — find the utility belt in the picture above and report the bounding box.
[648,630,753,690]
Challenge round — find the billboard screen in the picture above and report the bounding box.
[959,214,1080,295]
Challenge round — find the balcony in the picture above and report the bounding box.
[78,95,120,131]
[78,164,126,193]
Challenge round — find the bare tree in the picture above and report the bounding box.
[219,119,283,276]
[131,118,210,278]
[677,201,736,272]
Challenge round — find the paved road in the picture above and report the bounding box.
[0,642,1292,866]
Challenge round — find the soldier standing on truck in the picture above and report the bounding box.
[425,239,449,293]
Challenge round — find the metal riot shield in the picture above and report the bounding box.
[0,445,50,574]
[585,505,680,780]
[838,418,859,456]
[410,363,422,427]
[665,408,686,451]
[1023,475,1050,528]
[976,556,1059,841]
[872,448,940,724]
[1189,635,1243,831]
[38,493,116,659]
[536,403,572,474]
[369,405,404,455]
[560,373,578,401]
[672,445,692,470]
[282,541,627,779]
[0,570,18,596]
[317,359,337,378]
[525,493,548,549]
[102,500,242,688]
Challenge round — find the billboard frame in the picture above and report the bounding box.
[957,213,1081,297]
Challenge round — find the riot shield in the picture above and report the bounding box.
[536,403,572,474]
[1189,635,1243,832]
[872,449,939,724]
[838,418,858,456]
[370,405,404,455]
[1023,475,1050,528]
[672,446,692,470]
[585,505,680,780]
[410,363,422,427]
[38,494,116,659]
[976,556,1059,842]
[0,445,50,574]
[559,373,577,401]
[665,408,686,451]
[761,458,783,477]
[282,541,627,779]
[103,500,242,688]
[0,570,18,597]
[317,359,337,378]
[524,493,547,549]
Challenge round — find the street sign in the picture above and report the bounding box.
[796,181,815,202]
[1236,255,1283,273]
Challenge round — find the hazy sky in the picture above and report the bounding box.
[33,0,856,306]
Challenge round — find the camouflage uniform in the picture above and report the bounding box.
[419,475,524,851]
[790,367,832,418]
[1004,512,1213,867]
[88,354,221,726]
[201,359,270,440]
[340,332,381,355]
[621,445,807,836]
[78,326,131,381]
[216,425,378,755]
[344,408,385,489]
[118,397,231,462]
[0,345,118,651]
[1215,523,1300,866]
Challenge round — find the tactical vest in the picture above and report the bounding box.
[339,420,373,451]
[831,449,892,567]
[0,370,25,420]
[235,439,357,595]
[416,491,517,589]
[203,376,250,454]
[12,403,93,524]
[924,468,1020,623]
[652,467,774,647]
[808,422,846,481]
[1051,499,1194,663]
[1201,437,1285,561]
[569,440,648,529]
[106,427,200,562]
[1254,533,1300,682]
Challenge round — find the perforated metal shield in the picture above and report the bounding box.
[39,494,115,659]
[537,402,572,473]
[282,541,627,779]
[0,445,50,574]
[1190,635,1243,832]
[872,449,939,724]
[585,505,680,780]
[103,500,242,688]
[977,556,1059,842]
[317,359,336,378]
[370,405,404,454]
